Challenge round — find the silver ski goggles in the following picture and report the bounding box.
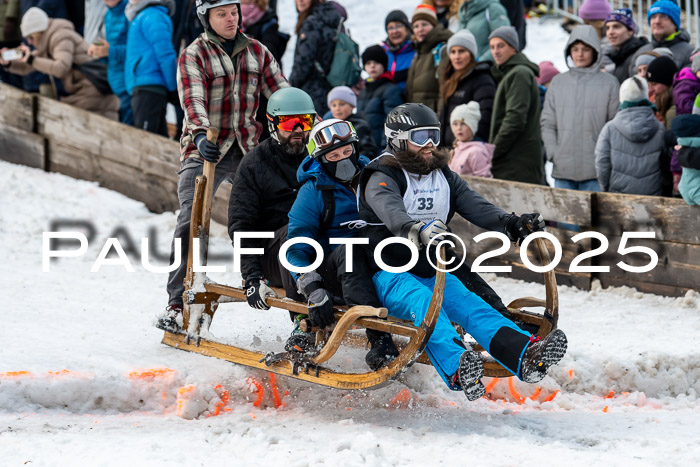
[387,126,441,147]
[307,120,356,155]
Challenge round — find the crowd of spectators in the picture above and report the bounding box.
[1,0,699,205]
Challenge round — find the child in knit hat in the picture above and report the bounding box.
[326,85,378,158]
[448,102,494,178]
[357,45,403,149]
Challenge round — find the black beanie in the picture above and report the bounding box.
[362,45,389,70]
[385,9,411,31]
[646,55,678,87]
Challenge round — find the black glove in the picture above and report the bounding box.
[297,272,335,328]
[505,212,545,245]
[194,133,220,162]
[167,89,180,106]
[245,277,277,310]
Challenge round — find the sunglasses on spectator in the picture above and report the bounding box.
[270,114,315,132]
[387,25,406,32]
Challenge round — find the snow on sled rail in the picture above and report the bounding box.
[160,131,560,387]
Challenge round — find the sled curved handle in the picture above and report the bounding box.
[310,306,389,365]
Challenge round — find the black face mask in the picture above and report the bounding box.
[321,152,361,182]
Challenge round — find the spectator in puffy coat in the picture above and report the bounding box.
[1,7,119,118]
[488,26,543,184]
[672,54,700,115]
[595,76,667,195]
[87,0,132,124]
[405,4,452,112]
[603,9,649,82]
[357,44,402,149]
[327,85,378,158]
[439,28,495,146]
[289,0,342,116]
[381,9,415,93]
[541,25,619,192]
[457,0,510,63]
[125,0,177,136]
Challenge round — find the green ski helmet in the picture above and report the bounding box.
[266,87,317,143]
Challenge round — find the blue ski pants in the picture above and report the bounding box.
[373,270,532,389]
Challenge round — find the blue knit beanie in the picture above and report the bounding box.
[648,0,681,30]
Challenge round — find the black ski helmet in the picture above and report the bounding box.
[384,103,441,151]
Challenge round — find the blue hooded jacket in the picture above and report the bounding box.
[125,2,177,93]
[105,0,129,96]
[286,154,370,281]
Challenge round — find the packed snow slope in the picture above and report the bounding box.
[2,10,700,467]
[3,158,700,464]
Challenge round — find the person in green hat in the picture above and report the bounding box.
[227,87,318,312]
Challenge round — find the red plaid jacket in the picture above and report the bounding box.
[177,31,289,161]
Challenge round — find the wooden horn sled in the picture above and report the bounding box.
[160,149,561,387]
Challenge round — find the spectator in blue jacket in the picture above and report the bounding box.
[124,0,177,136]
[357,44,402,149]
[285,118,399,370]
[87,0,132,124]
[381,9,415,93]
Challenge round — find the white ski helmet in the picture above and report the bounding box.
[196,0,241,30]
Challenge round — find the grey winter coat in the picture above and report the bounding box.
[541,26,620,182]
[595,104,666,195]
[635,29,695,71]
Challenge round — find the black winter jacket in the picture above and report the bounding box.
[243,8,289,65]
[439,61,496,146]
[228,137,307,280]
[357,74,403,148]
[347,113,379,159]
[289,2,342,115]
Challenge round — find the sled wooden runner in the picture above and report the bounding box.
[161,139,560,385]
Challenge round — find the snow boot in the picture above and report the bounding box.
[365,331,399,371]
[284,315,316,353]
[519,329,568,383]
[156,304,183,332]
[455,349,485,401]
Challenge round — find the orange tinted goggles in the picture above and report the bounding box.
[275,114,315,132]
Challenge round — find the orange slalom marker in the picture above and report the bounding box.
[269,373,283,409]
[247,377,264,408]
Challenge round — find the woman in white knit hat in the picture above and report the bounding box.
[0,7,119,120]
[438,28,496,147]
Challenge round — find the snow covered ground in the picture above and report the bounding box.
[3,155,700,465]
[3,10,700,467]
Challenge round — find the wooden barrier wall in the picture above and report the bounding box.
[1,83,698,297]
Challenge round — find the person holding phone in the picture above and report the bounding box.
[0,7,119,119]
